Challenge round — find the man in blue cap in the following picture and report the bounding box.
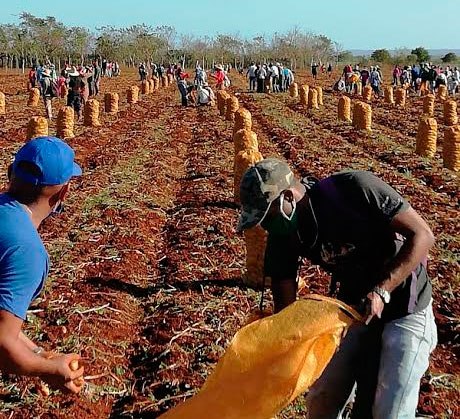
[0,136,84,393]
[238,158,437,418]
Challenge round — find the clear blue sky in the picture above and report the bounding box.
[3,0,460,50]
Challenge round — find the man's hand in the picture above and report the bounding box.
[41,354,84,394]
[365,291,385,325]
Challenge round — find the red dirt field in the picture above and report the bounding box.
[0,67,458,418]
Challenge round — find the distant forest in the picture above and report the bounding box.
[0,13,344,71]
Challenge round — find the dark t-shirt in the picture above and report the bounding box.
[264,171,432,321]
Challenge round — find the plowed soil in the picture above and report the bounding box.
[0,68,458,418]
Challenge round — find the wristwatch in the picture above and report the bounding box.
[372,287,391,304]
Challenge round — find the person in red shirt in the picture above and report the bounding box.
[212,65,226,90]
[28,66,37,89]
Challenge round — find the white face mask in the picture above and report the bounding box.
[279,193,296,221]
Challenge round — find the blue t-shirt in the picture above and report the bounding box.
[0,194,49,320]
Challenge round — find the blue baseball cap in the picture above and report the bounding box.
[12,136,82,186]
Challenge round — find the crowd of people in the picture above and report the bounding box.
[246,63,295,93]
[27,61,112,120]
[335,62,460,97]
[101,60,121,78]
[173,62,232,107]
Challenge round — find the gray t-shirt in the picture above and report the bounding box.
[264,171,432,322]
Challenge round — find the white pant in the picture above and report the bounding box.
[304,301,437,418]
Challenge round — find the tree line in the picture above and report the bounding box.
[0,13,343,72]
[369,47,458,64]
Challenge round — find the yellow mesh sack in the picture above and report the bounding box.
[168,74,174,85]
[148,79,155,93]
[420,81,429,96]
[437,85,447,101]
[234,149,263,204]
[384,86,394,105]
[308,88,319,109]
[104,93,119,114]
[233,108,252,134]
[316,86,323,106]
[127,86,139,104]
[161,75,168,87]
[395,88,406,107]
[443,125,460,171]
[415,116,437,158]
[243,224,267,289]
[289,83,298,98]
[160,295,362,419]
[234,129,259,157]
[56,106,75,139]
[423,94,435,116]
[226,96,240,121]
[362,85,373,101]
[443,100,458,126]
[141,80,150,95]
[0,92,5,115]
[352,101,372,131]
[153,77,160,90]
[60,85,68,99]
[217,91,230,116]
[299,85,309,106]
[28,88,40,107]
[338,96,351,122]
[84,99,101,127]
[27,116,48,140]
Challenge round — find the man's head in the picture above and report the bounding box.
[8,136,82,215]
[237,158,304,232]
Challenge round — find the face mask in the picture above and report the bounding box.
[261,195,298,236]
[53,202,64,215]
[44,201,64,221]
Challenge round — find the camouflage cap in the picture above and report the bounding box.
[237,158,296,232]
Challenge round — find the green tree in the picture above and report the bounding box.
[371,49,391,62]
[442,52,457,63]
[411,47,430,63]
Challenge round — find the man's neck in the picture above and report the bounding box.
[22,202,48,229]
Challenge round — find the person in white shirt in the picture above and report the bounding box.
[447,67,459,95]
[257,65,267,93]
[247,63,257,92]
[197,83,215,106]
[271,64,280,93]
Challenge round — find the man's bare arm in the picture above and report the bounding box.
[379,206,435,293]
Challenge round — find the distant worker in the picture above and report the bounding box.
[177,69,192,106]
[212,65,226,90]
[39,68,56,120]
[270,63,280,93]
[28,66,37,89]
[256,64,267,93]
[369,66,382,97]
[360,66,370,87]
[392,65,402,86]
[67,67,83,120]
[196,83,215,106]
[0,137,84,394]
[311,62,319,79]
[247,63,257,92]
[237,158,437,419]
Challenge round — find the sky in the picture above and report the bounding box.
[2,0,460,50]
